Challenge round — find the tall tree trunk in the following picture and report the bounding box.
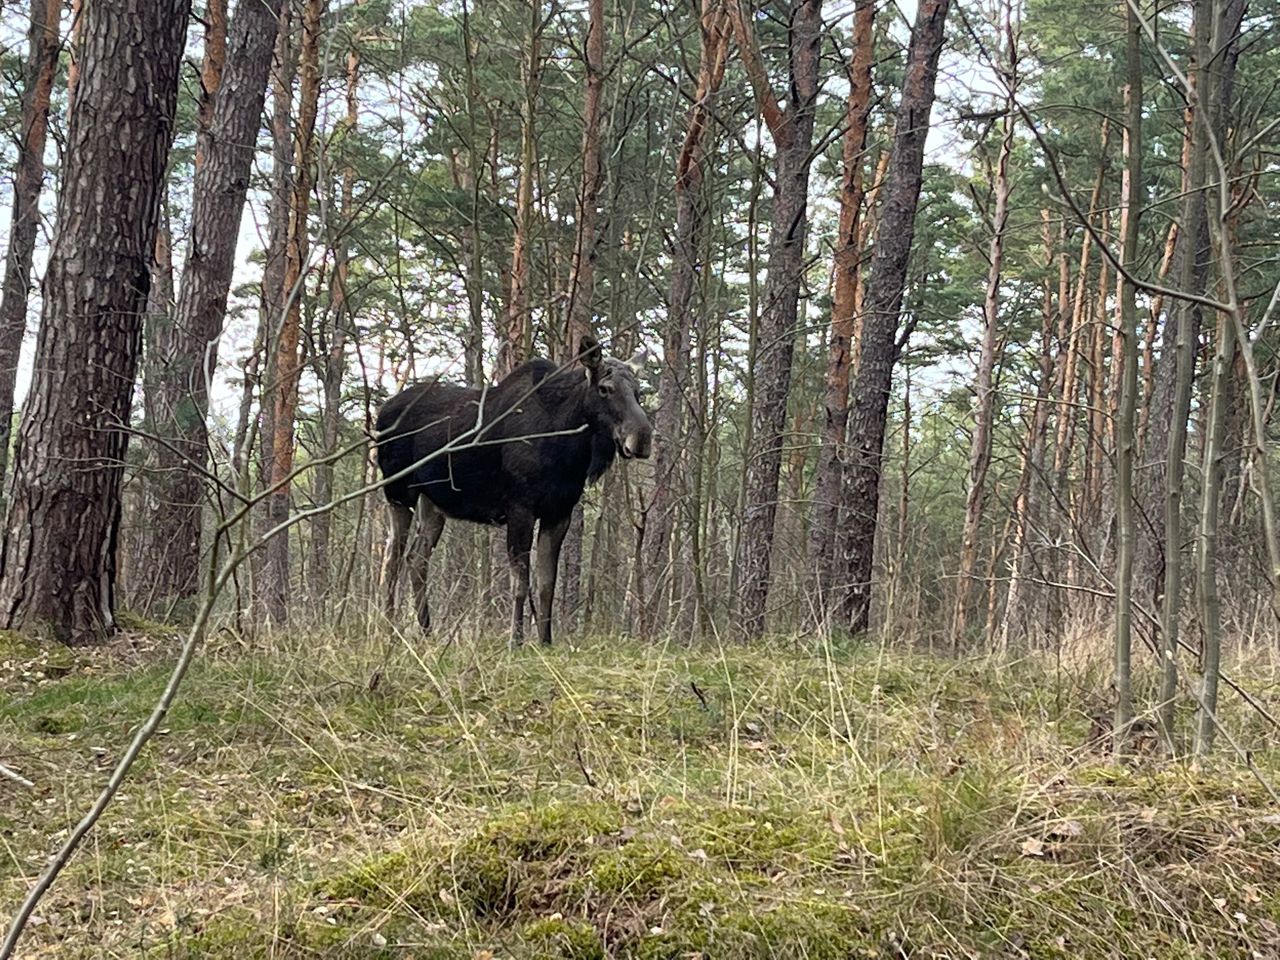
[460,0,486,386]
[1195,308,1232,759]
[139,0,283,610]
[559,0,606,629]
[1052,122,1110,493]
[1155,9,1213,752]
[1145,3,1245,749]
[809,0,875,617]
[1209,0,1277,616]
[728,0,824,639]
[1138,218,1181,446]
[1138,19,1220,617]
[1084,233,1110,528]
[564,0,604,362]
[644,0,730,632]
[0,0,191,645]
[499,0,543,378]
[1193,0,1250,756]
[1113,0,1142,752]
[999,210,1058,649]
[838,0,952,633]
[311,25,361,608]
[262,0,324,624]
[0,0,62,502]
[254,0,295,607]
[950,10,1017,648]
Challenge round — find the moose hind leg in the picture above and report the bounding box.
[408,495,446,633]
[535,514,572,646]
[506,511,535,648]
[382,501,413,618]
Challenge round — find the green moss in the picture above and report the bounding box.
[721,900,875,959]
[0,628,38,658]
[176,915,266,957]
[30,711,79,734]
[451,802,622,916]
[581,838,688,898]
[174,912,422,959]
[0,627,79,679]
[116,609,183,636]
[521,917,606,959]
[322,850,420,904]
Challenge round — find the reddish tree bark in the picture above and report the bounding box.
[809,0,876,614]
[560,0,606,626]
[311,26,362,606]
[262,0,324,623]
[255,0,296,576]
[0,0,62,498]
[499,1,544,378]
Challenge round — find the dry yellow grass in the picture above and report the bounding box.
[3,624,1280,958]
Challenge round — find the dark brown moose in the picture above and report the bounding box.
[375,337,652,645]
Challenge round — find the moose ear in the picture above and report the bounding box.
[626,347,647,374]
[580,335,603,383]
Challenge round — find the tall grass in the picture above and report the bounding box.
[2,623,1279,958]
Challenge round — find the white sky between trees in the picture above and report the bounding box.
[0,0,995,443]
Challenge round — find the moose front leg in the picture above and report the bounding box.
[506,510,535,648]
[534,513,572,646]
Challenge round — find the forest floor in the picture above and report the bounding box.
[3,624,1280,959]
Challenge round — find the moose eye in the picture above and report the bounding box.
[598,383,613,397]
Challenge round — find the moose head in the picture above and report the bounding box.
[579,335,652,460]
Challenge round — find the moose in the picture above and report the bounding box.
[375,336,652,645]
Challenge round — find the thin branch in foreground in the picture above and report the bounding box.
[0,762,34,790]
[0,393,606,959]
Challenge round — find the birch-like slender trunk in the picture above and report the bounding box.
[950,4,1017,648]
[1113,0,1142,752]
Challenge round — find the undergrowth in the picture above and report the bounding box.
[2,626,1280,958]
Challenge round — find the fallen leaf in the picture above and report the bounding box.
[1020,837,1045,858]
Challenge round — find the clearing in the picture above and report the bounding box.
[3,627,1280,958]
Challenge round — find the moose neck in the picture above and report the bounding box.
[559,372,616,484]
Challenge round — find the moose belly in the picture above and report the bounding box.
[410,454,508,525]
